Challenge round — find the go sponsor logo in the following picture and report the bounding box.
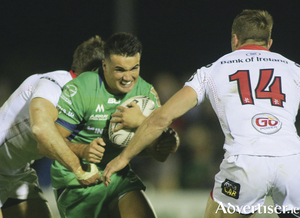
[251,113,281,134]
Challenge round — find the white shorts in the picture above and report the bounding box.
[0,126,46,207]
[0,169,46,207]
[212,154,300,215]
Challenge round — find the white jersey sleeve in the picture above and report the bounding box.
[32,70,72,107]
[0,70,72,175]
[185,66,212,106]
[184,47,300,157]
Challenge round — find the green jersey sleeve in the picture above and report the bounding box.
[132,76,161,109]
[56,78,85,132]
[149,86,161,108]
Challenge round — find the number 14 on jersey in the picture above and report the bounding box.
[229,69,286,107]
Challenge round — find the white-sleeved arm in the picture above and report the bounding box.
[184,67,208,106]
[32,71,72,107]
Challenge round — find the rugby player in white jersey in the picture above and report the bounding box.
[0,36,104,218]
[103,10,300,217]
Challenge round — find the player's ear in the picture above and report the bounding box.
[102,60,106,70]
[267,39,273,50]
[231,34,239,51]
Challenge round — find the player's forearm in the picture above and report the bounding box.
[64,140,87,158]
[119,87,194,161]
[120,107,170,161]
[32,121,81,172]
[30,98,82,172]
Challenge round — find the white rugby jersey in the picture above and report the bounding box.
[0,70,76,174]
[185,45,300,156]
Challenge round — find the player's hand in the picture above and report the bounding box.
[156,128,180,153]
[74,163,102,188]
[110,101,145,132]
[102,155,130,187]
[82,138,105,163]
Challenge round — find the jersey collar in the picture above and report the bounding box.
[69,70,77,79]
[237,45,270,51]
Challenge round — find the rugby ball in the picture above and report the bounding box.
[108,96,155,147]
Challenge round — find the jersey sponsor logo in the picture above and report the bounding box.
[57,105,74,118]
[108,98,121,104]
[63,85,77,97]
[87,126,104,134]
[221,58,245,64]
[221,57,288,65]
[61,94,72,105]
[57,104,65,114]
[251,113,282,134]
[67,111,74,118]
[221,179,240,199]
[246,52,261,56]
[256,57,288,64]
[89,114,109,121]
[96,104,105,112]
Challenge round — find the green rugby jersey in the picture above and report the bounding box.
[52,68,160,188]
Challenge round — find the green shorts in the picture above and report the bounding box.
[53,165,145,218]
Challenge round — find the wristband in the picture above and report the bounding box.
[74,163,100,180]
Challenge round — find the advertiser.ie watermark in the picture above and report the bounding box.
[216,202,300,215]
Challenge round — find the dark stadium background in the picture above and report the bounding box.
[1,1,300,89]
[0,1,299,216]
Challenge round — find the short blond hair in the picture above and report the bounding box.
[232,10,273,45]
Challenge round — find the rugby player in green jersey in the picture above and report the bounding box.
[52,32,179,218]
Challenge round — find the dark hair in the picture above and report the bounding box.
[71,35,104,74]
[104,32,142,60]
[232,10,273,45]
